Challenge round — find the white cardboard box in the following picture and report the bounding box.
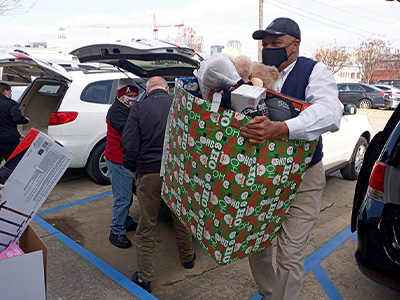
[0,225,47,300]
[230,84,267,114]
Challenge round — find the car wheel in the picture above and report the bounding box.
[86,140,110,185]
[358,99,372,109]
[340,136,368,180]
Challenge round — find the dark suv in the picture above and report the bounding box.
[376,79,400,89]
[351,105,400,288]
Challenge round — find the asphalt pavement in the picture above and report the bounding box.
[30,109,400,300]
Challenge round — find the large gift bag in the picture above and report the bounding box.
[161,78,317,265]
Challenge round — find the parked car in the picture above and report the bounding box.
[322,104,371,180]
[376,79,400,89]
[351,105,400,288]
[0,44,372,185]
[0,40,202,184]
[337,82,392,109]
[374,84,400,109]
[72,44,372,181]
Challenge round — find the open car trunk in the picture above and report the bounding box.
[0,51,72,135]
[18,78,68,135]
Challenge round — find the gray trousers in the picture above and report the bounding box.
[248,160,326,300]
[135,173,194,282]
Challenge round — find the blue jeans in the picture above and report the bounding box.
[107,159,135,235]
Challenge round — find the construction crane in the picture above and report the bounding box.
[59,14,184,40]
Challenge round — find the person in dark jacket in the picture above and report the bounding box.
[121,76,195,293]
[105,82,140,249]
[241,18,343,300]
[0,82,29,163]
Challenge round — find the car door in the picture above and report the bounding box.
[70,40,202,80]
[338,83,360,105]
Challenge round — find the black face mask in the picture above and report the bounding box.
[262,39,296,69]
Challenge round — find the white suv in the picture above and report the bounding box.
[0,41,372,184]
[0,40,202,184]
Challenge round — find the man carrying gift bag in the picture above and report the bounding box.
[241,17,343,300]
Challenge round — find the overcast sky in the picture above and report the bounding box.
[1,0,400,60]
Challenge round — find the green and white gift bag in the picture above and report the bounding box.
[161,78,317,266]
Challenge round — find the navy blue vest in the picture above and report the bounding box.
[281,57,322,167]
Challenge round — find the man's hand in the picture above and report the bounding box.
[240,116,289,145]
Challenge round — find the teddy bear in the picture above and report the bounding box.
[194,53,279,102]
[231,55,279,89]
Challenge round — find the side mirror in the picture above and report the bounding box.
[343,103,357,115]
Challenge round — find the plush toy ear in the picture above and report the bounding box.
[232,55,253,83]
[266,65,279,81]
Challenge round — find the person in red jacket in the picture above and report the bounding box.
[104,82,140,249]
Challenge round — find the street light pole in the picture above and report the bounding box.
[258,0,263,61]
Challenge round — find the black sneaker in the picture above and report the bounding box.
[125,221,138,232]
[132,271,151,293]
[183,253,196,269]
[109,231,131,248]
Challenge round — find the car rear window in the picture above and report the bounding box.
[349,84,365,91]
[81,80,113,104]
[392,80,400,88]
[377,80,391,85]
[375,85,390,91]
[367,85,383,91]
[39,83,62,94]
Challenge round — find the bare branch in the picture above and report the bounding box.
[383,49,400,79]
[175,27,204,53]
[313,41,350,74]
[354,38,391,83]
[0,0,35,16]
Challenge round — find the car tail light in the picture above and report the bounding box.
[381,92,390,98]
[49,112,78,125]
[367,161,387,202]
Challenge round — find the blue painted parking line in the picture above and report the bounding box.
[249,293,262,300]
[312,264,343,300]
[249,226,356,300]
[35,192,358,300]
[36,191,112,216]
[305,225,355,274]
[35,192,157,300]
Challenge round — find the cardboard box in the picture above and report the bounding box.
[161,79,317,265]
[230,84,267,114]
[0,129,74,252]
[0,225,47,300]
[0,129,72,299]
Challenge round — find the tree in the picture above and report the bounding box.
[175,27,204,53]
[0,0,34,16]
[313,41,350,74]
[354,38,391,83]
[384,49,400,79]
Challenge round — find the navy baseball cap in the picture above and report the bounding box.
[253,18,301,41]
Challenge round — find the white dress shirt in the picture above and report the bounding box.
[275,59,343,141]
